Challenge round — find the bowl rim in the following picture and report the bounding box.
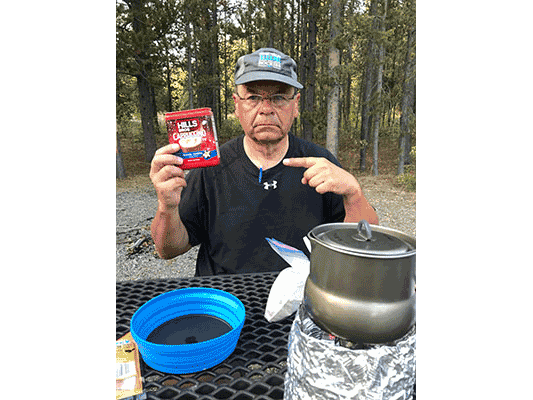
[130,287,245,349]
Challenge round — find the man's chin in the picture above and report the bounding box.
[249,128,286,145]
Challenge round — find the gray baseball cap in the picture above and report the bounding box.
[234,48,303,89]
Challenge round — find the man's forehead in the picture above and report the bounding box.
[240,81,294,94]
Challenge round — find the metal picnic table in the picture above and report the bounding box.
[117,272,288,400]
[117,271,416,400]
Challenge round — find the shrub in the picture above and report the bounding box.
[397,146,416,191]
[409,146,416,164]
[397,172,416,191]
[218,116,243,143]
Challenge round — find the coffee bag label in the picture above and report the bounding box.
[165,108,220,170]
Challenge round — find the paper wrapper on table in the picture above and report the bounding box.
[264,238,310,322]
[285,306,416,400]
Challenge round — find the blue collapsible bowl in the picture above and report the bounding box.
[130,287,245,374]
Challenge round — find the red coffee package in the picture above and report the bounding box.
[165,108,220,170]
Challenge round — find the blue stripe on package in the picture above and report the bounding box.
[180,149,218,160]
[265,238,310,322]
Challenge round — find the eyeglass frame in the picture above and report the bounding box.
[234,92,298,108]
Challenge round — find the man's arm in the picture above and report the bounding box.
[341,191,378,224]
[151,206,192,259]
[149,144,193,259]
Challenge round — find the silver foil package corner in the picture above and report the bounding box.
[285,306,416,400]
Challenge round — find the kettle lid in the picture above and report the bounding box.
[310,221,415,257]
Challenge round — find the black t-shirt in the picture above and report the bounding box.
[179,133,345,276]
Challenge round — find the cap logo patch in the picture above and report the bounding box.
[258,52,281,70]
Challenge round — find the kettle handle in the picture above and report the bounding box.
[356,220,373,241]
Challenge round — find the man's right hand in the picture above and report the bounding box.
[149,144,187,212]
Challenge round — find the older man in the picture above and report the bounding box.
[150,48,378,275]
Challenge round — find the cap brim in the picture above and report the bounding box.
[235,71,303,89]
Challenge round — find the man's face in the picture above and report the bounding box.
[233,81,300,144]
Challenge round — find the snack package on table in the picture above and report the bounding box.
[116,333,145,400]
[264,238,310,322]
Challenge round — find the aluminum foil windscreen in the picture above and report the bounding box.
[285,305,416,400]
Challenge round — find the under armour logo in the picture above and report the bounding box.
[263,180,278,190]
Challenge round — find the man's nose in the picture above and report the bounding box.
[258,97,275,113]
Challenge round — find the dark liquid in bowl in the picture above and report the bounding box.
[146,314,233,345]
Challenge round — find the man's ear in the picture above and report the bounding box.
[232,92,240,117]
[293,92,301,118]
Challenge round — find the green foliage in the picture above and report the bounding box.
[218,116,243,143]
[117,113,168,147]
[117,118,143,144]
[116,74,138,123]
[116,0,416,175]
[397,146,416,191]
[378,124,401,139]
[397,172,415,191]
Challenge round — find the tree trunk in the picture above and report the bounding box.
[185,19,194,109]
[299,0,308,138]
[371,41,384,176]
[222,1,228,120]
[116,125,126,179]
[300,0,317,142]
[136,73,159,162]
[246,0,254,53]
[131,0,158,163]
[387,47,399,127]
[327,0,342,157]
[165,46,173,112]
[196,1,219,127]
[359,0,378,172]
[267,0,275,47]
[289,0,296,60]
[343,46,352,133]
[371,0,387,176]
[398,24,415,175]
[211,0,221,126]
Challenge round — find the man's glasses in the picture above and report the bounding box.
[235,93,297,108]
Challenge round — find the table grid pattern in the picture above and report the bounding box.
[117,273,289,400]
[117,272,415,400]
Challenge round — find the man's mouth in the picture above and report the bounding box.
[254,123,279,128]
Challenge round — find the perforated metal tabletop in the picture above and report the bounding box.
[117,272,415,400]
[117,272,289,400]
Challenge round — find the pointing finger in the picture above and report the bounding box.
[282,157,319,169]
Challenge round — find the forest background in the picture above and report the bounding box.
[116,0,416,189]
[4,2,532,399]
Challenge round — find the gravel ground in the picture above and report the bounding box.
[116,177,415,282]
[116,186,198,281]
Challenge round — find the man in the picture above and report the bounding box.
[150,48,378,275]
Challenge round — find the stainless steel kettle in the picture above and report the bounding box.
[303,221,416,343]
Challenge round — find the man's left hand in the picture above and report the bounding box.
[283,157,379,224]
[283,157,362,198]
